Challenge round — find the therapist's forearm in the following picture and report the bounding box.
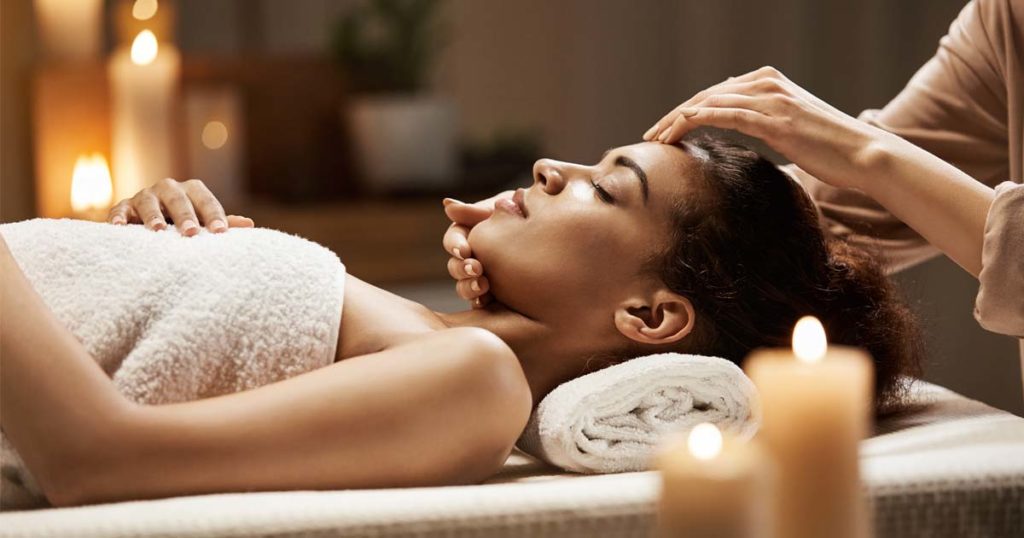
[858,132,995,278]
[0,236,134,505]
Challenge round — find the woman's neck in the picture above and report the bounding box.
[436,305,591,409]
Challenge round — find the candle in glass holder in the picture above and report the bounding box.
[653,422,776,538]
[743,316,873,538]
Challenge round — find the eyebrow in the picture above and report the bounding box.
[600,149,649,205]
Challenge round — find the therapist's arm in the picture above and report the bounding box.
[0,233,135,505]
[789,0,1015,273]
[645,63,996,277]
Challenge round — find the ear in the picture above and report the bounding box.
[613,289,696,346]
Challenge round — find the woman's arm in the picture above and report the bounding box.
[0,233,135,504]
[71,326,529,507]
[1,234,531,507]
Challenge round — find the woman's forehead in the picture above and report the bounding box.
[611,141,703,195]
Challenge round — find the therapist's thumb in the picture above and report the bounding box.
[443,198,492,226]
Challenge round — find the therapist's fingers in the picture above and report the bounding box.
[661,93,780,143]
[663,107,777,143]
[644,66,795,141]
[131,191,168,231]
[647,79,771,139]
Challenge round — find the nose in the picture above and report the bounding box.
[532,158,574,195]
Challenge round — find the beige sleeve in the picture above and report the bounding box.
[790,0,1015,274]
[974,182,1024,338]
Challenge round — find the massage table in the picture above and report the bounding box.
[1,380,1021,538]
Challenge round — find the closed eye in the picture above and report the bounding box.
[591,179,615,204]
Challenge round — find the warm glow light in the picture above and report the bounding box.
[70,153,113,212]
[132,0,158,20]
[201,121,229,149]
[687,422,723,461]
[130,30,158,65]
[792,316,827,363]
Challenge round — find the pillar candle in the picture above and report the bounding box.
[33,0,103,61]
[743,316,874,538]
[108,30,181,202]
[653,423,776,538]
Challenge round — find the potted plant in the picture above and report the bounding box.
[330,0,456,194]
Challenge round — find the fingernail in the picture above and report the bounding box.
[471,280,480,292]
[112,216,125,225]
[152,219,166,230]
[444,197,465,206]
[210,219,226,232]
[472,297,483,308]
[680,107,698,117]
[453,247,463,260]
[643,125,658,139]
[182,219,197,232]
[465,263,478,276]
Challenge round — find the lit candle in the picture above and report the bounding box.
[70,153,114,221]
[743,316,873,538]
[34,0,103,61]
[108,29,181,201]
[653,422,776,538]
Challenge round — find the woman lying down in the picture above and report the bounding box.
[0,131,925,510]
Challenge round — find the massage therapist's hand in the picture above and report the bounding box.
[441,190,513,309]
[643,66,893,191]
[107,177,255,236]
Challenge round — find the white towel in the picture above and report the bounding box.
[0,218,346,510]
[514,353,761,474]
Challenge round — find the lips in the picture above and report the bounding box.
[495,189,528,218]
[513,188,529,218]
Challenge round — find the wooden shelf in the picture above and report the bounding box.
[242,197,453,285]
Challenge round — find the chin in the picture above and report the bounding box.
[467,218,538,315]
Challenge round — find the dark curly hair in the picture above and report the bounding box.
[592,133,925,417]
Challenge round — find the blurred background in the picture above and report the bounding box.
[2,0,1020,415]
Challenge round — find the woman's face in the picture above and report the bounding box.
[468,141,700,329]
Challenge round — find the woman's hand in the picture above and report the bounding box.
[643,66,889,192]
[441,190,513,308]
[106,178,255,236]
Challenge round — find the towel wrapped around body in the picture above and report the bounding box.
[515,353,761,474]
[0,218,346,510]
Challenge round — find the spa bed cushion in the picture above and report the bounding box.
[1,380,1021,538]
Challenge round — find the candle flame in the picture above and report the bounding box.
[70,154,113,213]
[687,422,722,460]
[130,30,159,65]
[132,0,158,21]
[793,315,827,363]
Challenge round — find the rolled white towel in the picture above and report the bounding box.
[514,353,761,474]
